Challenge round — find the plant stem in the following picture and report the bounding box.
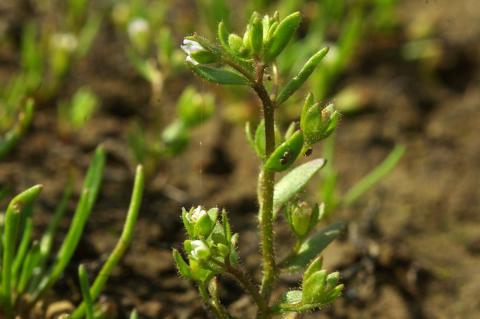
[223,261,268,316]
[252,63,276,315]
[199,284,228,319]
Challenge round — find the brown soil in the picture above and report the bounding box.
[1,0,479,318]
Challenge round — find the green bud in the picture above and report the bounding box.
[264,130,304,172]
[218,21,230,51]
[265,12,301,62]
[286,202,317,238]
[242,25,251,48]
[177,87,215,128]
[262,14,271,41]
[190,240,211,261]
[325,271,340,289]
[228,33,248,57]
[249,12,263,56]
[303,256,323,281]
[302,269,327,304]
[184,206,217,238]
[300,95,341,146]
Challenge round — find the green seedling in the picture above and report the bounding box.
[175,11,345,318]
[0,146,144,318]
[0,99,34,160]
[57,87,99,136]
[121,6,216,176]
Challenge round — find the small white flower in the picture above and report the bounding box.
[190,240,210,260]
[181,39,204,55]
[188,206,207,222]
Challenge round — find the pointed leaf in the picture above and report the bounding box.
[264,131,304,172]
[279,222,345,272]
[276,47,329,106]
[173,249,192,279]
[187,63,248,85]
[265,12,301,61]
[273,159,326,217]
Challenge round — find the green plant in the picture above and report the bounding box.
[173,11,345,318]
[57,87,100,136]
[113,4,216,175]
[0,99,35,160]
[0,146,144,318]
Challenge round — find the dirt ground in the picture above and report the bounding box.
[1,0,479,318]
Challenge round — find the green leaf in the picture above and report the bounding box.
[265,11,301,61]
[276,47,329,106]
[264,131,304,172]
[173,249,192,279]
[279,222,345,272]
[273,159,326,217]
[217,21,230,51]
[272,290,302,313]
[187,63,248,85]
[78,265,94,319]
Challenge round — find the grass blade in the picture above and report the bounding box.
[343,144,405,206]
[31,146,105,302]
[78,265,94,319]
[71,165,144,319]
[1,185,42,315]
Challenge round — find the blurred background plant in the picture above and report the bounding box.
[0,146,144,318]
[110,0,216,177]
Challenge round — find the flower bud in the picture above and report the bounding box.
[183,206,217,238]
[300,94,341,146]
[286,202,318,238]
[190,240,211,261]
[290,202,312,237]
[302,269,327,304]
[181,39,218,64]
[249,12,263,56]
[177,87,215,128]
[228,34,248,57]
[127,17,150,53]
[325,271,340,289]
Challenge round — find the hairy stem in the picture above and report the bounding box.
[199,284,227,319]
[224,262,268,316]
[253,63,276,316]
